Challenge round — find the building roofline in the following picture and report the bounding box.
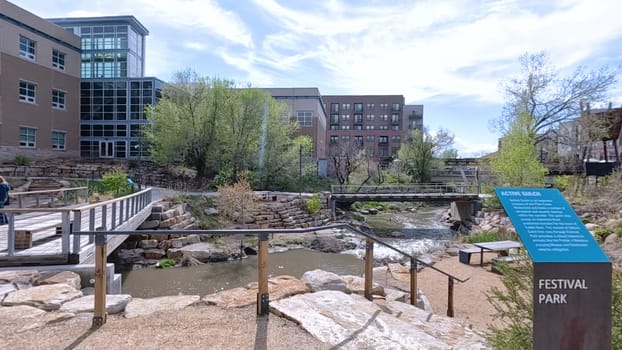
[47,15,149,35]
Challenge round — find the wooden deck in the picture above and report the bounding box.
[0,188,153,266]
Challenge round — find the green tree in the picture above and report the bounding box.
[397,128,454,183]
[490,51,619,144]
[146,70,299,187]
[490,113,548,187]
[145,70,229,179]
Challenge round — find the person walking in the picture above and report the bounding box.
[0,176,9,225]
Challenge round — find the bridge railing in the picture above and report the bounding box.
[0,188,152,260]
[330,183,478,194]
[77,223,470,328]
[9,186,89,208]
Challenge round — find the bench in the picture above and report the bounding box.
[458,246,482,264]
[14,220,66,249]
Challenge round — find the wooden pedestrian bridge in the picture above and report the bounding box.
[0,187,152,267]
[330,183,480,204]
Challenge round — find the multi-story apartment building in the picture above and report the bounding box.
[403,104,424,135]
[322,95,419,166]
[48,16,163,160]
[265,88,328,176]
[0,0,81,161]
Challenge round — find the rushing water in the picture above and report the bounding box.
[121,204,454,298]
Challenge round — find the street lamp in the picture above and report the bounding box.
[393,158,402,184]
[133,142,142,190]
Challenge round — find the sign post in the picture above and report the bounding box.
[495,188,611,350]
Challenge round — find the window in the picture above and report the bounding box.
[392,125,400,131]
[330,114,339,124]
[354,114,363,123]
[52,89,66,109]
[19,80,36,103]
[341,103,351,110]
[379,136,389,144]
[297,111,313,127]
[392,103,401,111]
[365,125,375,130]
[340,125,351,130]
[19,127,36,148]
[19,36,36,60]
[380,114,388,121]
[354,103,363,113]
[353,125,362,130]
[341,114,350,121]
[379,125,389,130]
[331,103,339,113]
[380,103,389,109]
[366,114,375,121]
[366,103,375,109]
[52,131,66,150]
[330,136,338,144]
[366,135,375,142]
[341,135,350,142]
[391,114,400,123]
[52,50,66,70]
[330,125,338,130]
[392,136,401,143]
[354,136,364,146]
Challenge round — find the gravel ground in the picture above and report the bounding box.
[0,304,328,350]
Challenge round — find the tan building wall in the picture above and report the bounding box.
[0,0,81,161]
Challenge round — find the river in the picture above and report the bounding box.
[121,205,455,298]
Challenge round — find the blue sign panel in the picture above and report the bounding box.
[495,188,609,263]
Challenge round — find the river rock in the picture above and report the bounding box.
[0,283,17,298]
[116,248,145,263]
[143,249,166,259]
[203,275,310,308]
[2,284,82,310]
[180,242,231,262]
[270,290,452,349]
[139,220,160,230]
[204,207,218,216]
[308,236,356,253]
[301,269,348,292]
[0,270,39,287]
[139,239,158,249]
[341,275,385,296]
[34,271,81,290]
[60,294,132,314]
[124,295,200,318]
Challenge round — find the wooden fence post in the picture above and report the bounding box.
[410,256,417,306]
[257,233,269,316]
[92,231,107,328]
[447,277,454,317]
[364,238,374,300]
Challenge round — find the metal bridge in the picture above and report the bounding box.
[0,188,152,267]
[330,183,480,204]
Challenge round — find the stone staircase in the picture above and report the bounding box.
[27,178,63,192]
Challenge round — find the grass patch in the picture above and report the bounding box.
[464,231,503,244]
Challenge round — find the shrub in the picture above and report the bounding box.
[306,194,322,215]
[594,227,613,242]
[14,155,31,166]
[101,168,131,197]
[464,231,502,244]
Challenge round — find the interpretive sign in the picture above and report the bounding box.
[495,188,611,350]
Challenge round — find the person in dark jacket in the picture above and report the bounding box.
[0,176,9,225]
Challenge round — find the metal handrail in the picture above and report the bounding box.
[8,186,89,208]
[77,222,470,327]
[330,183,477,194]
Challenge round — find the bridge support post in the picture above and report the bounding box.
[409,256,417,306]
[92,231,108,328]
[257,233,269,316]
[364,238,374,300]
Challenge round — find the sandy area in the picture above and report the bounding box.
[0,252,505,349]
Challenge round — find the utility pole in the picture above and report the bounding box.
[299,144,303,198]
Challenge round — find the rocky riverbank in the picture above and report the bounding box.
[0,265,491,349]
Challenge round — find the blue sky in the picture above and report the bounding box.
[10,0,622,157]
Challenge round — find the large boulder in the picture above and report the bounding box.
[34,271,81,290]
[60,294,132,314]
[301,269,348,293]
[0,270,39,288]
[270,290,453,349]
[0,305,74,332]
[124,295,200,318]
[2,284,82,310]
[203,275,310,308]
[308,237,357,253]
